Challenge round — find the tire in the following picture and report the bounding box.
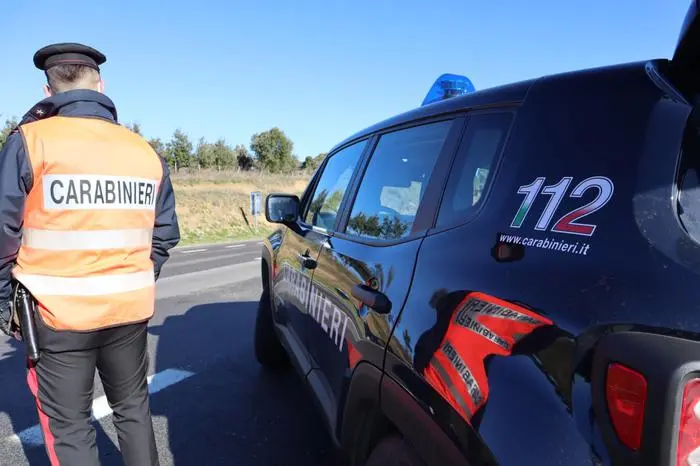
[364,435,425,466]
[254,287,289,369]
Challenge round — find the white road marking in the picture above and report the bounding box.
[7,368,195,447]
[181,249,207,254]
[253,257,262,261]
[161,251,250,270]
[225,244,244,249]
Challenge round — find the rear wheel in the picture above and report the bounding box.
[254,287,289,369]
[364,435,425,466]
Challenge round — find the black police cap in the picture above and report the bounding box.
[33,43,106,71]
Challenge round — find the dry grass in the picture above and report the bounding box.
[171,169,311,245]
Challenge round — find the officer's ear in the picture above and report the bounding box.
[43,84,54,98]
[97,79,105,94]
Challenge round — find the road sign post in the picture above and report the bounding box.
[250,191,262,230]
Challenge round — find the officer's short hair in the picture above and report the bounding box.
[45,64,100,92]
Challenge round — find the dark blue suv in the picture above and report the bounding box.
[255,3,700,464]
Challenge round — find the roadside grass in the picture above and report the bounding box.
[171,169,311,246]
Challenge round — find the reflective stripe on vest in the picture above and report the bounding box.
[12,116,163,331]
[22,228,153,251]
[13,271,155,296]
[440,339,485,407]
[426,355,474,420]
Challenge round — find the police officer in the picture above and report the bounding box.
[0,43,180,466]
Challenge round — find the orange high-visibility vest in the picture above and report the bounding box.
[423,292,552,423]
[11,116,163,331]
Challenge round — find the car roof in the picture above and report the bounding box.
[327,77,534,154]
[328,59,656,154]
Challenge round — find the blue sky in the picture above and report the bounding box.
[0,1,691,159]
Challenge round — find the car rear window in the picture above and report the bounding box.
[436,112,513,228]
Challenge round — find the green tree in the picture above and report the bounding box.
[166,129,193,170]
[347,212,409,240]
[301,152,326,172]
[148,138,167,158]
[250,127,296,173]
[0,117,19,150]
[308,189,329,218]
[234,144,254,171]
[125,122,143,136]
[195,137,216,169]
[301,156,313,170]
[307,189,344,222]
[212,139,235,169]
[326,190,344,212]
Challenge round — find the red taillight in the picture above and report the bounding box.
[677,379,700,466]
[495,244,511,260]
[606,363,647,451]
[273,263,279,279]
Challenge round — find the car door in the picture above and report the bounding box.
[273,139,368,375]
[304,116,465,431]
[382,111,537,463]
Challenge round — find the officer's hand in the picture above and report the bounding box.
[0,301,12,335]
[0,301,20,340]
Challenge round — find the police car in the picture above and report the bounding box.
[254,3,700,464]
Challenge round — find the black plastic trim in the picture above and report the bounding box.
[275,324,314,379]
[411,116,468,233]
[591,330,700,466]
[328,229,427,249]
[300,164,323,219]
[335,135,379,234]
[380,373,470,466]
[261,242,273,287]
[338,362,384,461]
[307,368,341,449]
[645,60,689,105]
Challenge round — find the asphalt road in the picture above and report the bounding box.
[0,240,339,466]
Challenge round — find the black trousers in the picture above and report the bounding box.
[27,320,159,466]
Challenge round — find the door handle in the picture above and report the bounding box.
[351,284,392,315]
[297,251,317,270]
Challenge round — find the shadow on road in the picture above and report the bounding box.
[0,299,338,465]
[147,300,339,466]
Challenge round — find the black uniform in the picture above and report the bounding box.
[0,43,180,466]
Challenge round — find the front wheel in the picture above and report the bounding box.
[364,435,425,466]
[254,288,289,369]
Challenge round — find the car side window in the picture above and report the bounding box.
[304,140,366,230]
[436,112,513,227]
[345,120,453,240]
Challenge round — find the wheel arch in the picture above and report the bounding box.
[339,362,396,466]
[379,373,471,466]
[261,240,274,290]
[340,363,471,466]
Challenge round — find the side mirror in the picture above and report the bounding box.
[266,194,301,224]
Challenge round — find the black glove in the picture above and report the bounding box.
[0,301,20,340]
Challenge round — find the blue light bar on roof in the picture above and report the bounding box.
[421,73,475,106]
